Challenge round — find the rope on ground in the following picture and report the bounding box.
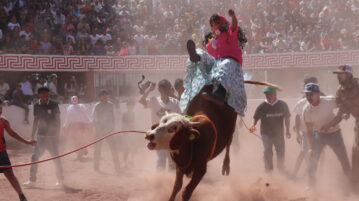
[0,130,147,169]
[239,118,262,140]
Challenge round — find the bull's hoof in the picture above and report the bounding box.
[182,189,192,201]
[222,158,230,176]
[222,165,230,176]
[187,40,200,63]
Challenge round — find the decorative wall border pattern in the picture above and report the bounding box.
[1,51,358,72]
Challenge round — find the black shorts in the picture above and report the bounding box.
[0,151,12,173]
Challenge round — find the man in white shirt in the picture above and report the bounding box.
[292,97,308,177]
[7,16,20,31]
[19,27,32,41]
[46,75,58,100]
[89,31,100,46]
[292,76,324,178]
[139,79,180,170]
[53,10,65,25]
[101,31,112,44]
[20,77,34,104]
[303,83,351,187]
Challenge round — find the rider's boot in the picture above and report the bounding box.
[187,40,201,63]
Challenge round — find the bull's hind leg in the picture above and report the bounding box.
[222,135,233,176]
[182,164,207,201]
[169,168,184,201]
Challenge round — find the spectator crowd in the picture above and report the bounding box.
[0,0,358,56]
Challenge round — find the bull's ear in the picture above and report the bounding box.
[187,128,200,141]
[151,123,159,130]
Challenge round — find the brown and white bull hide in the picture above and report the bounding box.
[146,113,218,201]
[146,85,238,201]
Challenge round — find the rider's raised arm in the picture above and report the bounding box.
[228,9,237,32]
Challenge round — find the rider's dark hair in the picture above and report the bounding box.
[208,14,247,49]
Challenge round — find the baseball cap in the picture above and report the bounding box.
[333,64,353,74]
[263,86,276,93]
[304,82,320,93]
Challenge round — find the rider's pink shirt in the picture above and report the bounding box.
[206,25,243,65]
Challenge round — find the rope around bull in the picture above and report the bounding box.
[0,130,147,169]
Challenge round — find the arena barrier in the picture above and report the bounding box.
[1,50,359,72]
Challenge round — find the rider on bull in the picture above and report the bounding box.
[181,8,247,116]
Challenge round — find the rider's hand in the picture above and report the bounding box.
[228,9,235,17]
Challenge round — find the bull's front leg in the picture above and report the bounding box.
[182,164,207,201]
[169,168,184,201]
[222,136,233,176]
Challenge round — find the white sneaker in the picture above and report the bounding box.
[23,180,35,188]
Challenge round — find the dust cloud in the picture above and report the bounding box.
[98,91,358,201]
[2,83,359,201]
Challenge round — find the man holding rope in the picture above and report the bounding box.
[250,86,291,174]
[23,87,64,187]
[0,100,36,201]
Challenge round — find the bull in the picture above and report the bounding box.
[146,81,278,201]
[146,84,237,201]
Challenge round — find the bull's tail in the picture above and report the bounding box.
[244,80,282,91]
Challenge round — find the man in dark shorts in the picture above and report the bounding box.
[250,86,291,173]
[0,100,36,201]
[23,87,64,187]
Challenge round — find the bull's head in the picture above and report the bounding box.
[145,113,200,151]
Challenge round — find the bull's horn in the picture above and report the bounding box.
[165,111,169,115]
[189,122,200,126]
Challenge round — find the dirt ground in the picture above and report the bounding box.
[1,100,359,201]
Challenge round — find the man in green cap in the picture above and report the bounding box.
[250,86,291,173]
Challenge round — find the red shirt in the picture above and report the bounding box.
[0,118,6,151]
[206,25,243,65]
